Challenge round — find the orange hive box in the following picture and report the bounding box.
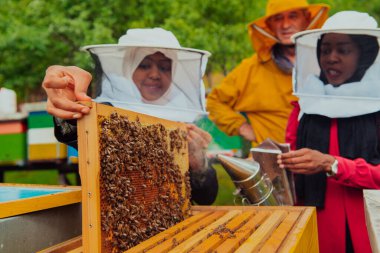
[39,205,318,253]
[77,102,190,253]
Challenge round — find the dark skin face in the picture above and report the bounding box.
[277,36,361,175]
[132,52,172,101]
[319,33,360,86]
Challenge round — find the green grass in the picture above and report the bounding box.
[4,170,79,185]
[211,162,236,206]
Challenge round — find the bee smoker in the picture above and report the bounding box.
[217,154,278,206]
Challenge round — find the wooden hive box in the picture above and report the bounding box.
[24,102,67,161]
[126,206,318,253]
[39,205,318,253]
[0,183,81,253]
[77,102,191,253]
[0,114,27,165]
[363,190,380,252]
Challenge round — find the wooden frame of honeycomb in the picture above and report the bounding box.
[77,102,190,253]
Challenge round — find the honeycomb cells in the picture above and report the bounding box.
[98,112,190,252]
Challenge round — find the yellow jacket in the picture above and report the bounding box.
[206,0,329,147]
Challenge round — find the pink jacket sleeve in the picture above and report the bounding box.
[333,156,380,189]
[285,101,300,151]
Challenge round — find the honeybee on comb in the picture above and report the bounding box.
[98,111,190,252]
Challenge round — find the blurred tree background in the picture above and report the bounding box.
[1,0,379,102]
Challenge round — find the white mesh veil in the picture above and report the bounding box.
[82,28,210,122]
[292,11,380,118]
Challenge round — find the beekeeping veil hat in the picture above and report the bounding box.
[82,28,211,122]
[248,0,329,61]
[292,11,380,118]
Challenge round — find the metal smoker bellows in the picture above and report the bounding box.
[217,154,278,206]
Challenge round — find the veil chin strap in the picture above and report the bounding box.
[252,24,280,43]
[306,7,328,30]
[252,6,329,44]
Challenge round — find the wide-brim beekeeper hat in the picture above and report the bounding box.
[248,0,329,60]
[291,11,380,118]
[81,28,211,123]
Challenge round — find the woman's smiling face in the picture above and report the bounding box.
[132,52,172,101]
[320,33,361,86]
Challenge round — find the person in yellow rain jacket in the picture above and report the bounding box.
[206,0,329,148]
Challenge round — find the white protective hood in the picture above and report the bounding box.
[292,11,380,118]
[82,28,211,122]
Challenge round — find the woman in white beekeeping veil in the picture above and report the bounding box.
[278,11,380,253]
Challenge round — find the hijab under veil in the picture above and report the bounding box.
[292,11,380,119]
[96,47,185,106]
[317,34,379,85]
[82,28,211,122]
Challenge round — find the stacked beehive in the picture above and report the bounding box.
[0,114,27,165]
[23,102,67,162]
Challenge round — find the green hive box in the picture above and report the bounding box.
[0,133,27,165]
[0,117,27,165]
[27,111,54,129]
[27,110,67,161]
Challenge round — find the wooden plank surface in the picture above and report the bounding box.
[127,211,213,253]
[363,190,380,253]
[143,211,227,253]
[168,210,241,253]
[37,236,82,253]
[213,211,270,253]
[191,205,307,213]
[235,210,287,253]
[190,211,255,253]
[39,206,318,253]
[259,211,301,252]
[278,207,319,253]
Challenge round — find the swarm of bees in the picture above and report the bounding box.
[98,112,190,252]
[208,224,236,239]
